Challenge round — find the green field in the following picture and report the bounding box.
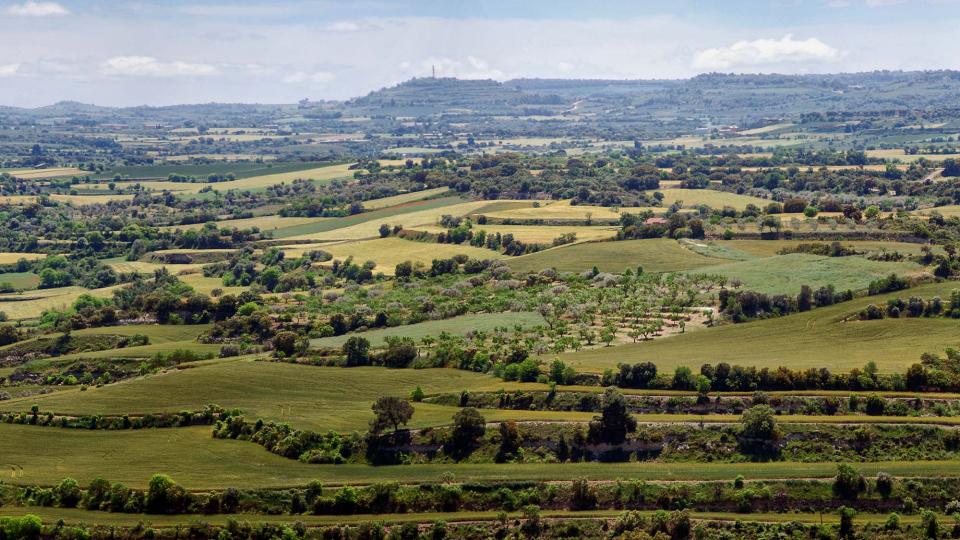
[558,280,960,373]
[690,239,938,260]
[3,421,960,490]
[1,360,528,431]
[508,238,725,274]
[689,253,923,295]
[96,161,326,181]
[0,272,39,290]
[310,312,546,348]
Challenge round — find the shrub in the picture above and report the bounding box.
[833,464,866,499]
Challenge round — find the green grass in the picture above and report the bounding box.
[0,360,528,431]
[270,196,465,239]
[3,422,960,490]
[311,312,545,348]
[95,161,325,181]
[508,238,726,274]
[689,253,923,295]
[0,272,39,290]
[558,281,960,374]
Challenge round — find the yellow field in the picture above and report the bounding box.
[107,260,207,275]
[0,285,122,320]
[480,200,620,221]
[866,149,960,162]
[362,187,450,210]
[0,252,45,264]
[282,201,495,242]
[737,123,795,135]
[412,224,619,244]
[3,167,81,179]
[0,194,134,205]
[916,205,960,217]
[159,215,330,233]
[644,188,770,210]
[176,273,248,295]
[282,237,502,275]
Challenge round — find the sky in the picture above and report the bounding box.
[1,0,959,107]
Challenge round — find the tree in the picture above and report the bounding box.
[342,336,371,366]
[833,463,866,499]
[380,336,418,368]
[447,407,486,459]
[838,506,856,539]
[740,405,780,440]
[589,387,637,444]
[495,421,521,463]
[369,396,414,434]
[379,223,391,238]
[55,478,82,508]
[272,331,299,357]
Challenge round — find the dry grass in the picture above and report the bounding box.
[644,188,770,210]
[361,187,450,210]
[3,167,81,179]
[286,237,502,274]
[0,253,45,264]
[412,224,619,243]
[281,200,496,241]
[866,149,960,162]
[106,260,207,275]
[158,215,330,233]
[0,285,122,320]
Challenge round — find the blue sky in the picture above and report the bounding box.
[1,0,958,107]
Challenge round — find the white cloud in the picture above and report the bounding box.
[100,56,219,77]
[557,61,575,74]
[693,34,840,70]
[7,1,68,16]
[326,21,360,32]
[865,0,909,6]
[0,63,20,76]
[282,71,336,84]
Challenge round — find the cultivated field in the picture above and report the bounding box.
[559,280,960,373]
[299,237,502,274]
[508,238,725,273]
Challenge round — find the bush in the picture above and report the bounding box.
[833,464,866,499]
[740,405,780,440]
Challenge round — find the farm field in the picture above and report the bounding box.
[5,421,960,489]
[3,167,82,179]
[642,188,770,209]
[412,223,620,243]
[476,199,657,221]
[1,361,525,431]
[688,252,923,294]
[268,195,466,238]
[0,252,45,264]
[0,284,121,320]
[559,280,960,374]
[360,187,450,209]
[299,237,503,274]
[508,238,726,273]
[280,200,498,241]
[0,271,40,290]
[159,215,330,233]
[310,311,545,348]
